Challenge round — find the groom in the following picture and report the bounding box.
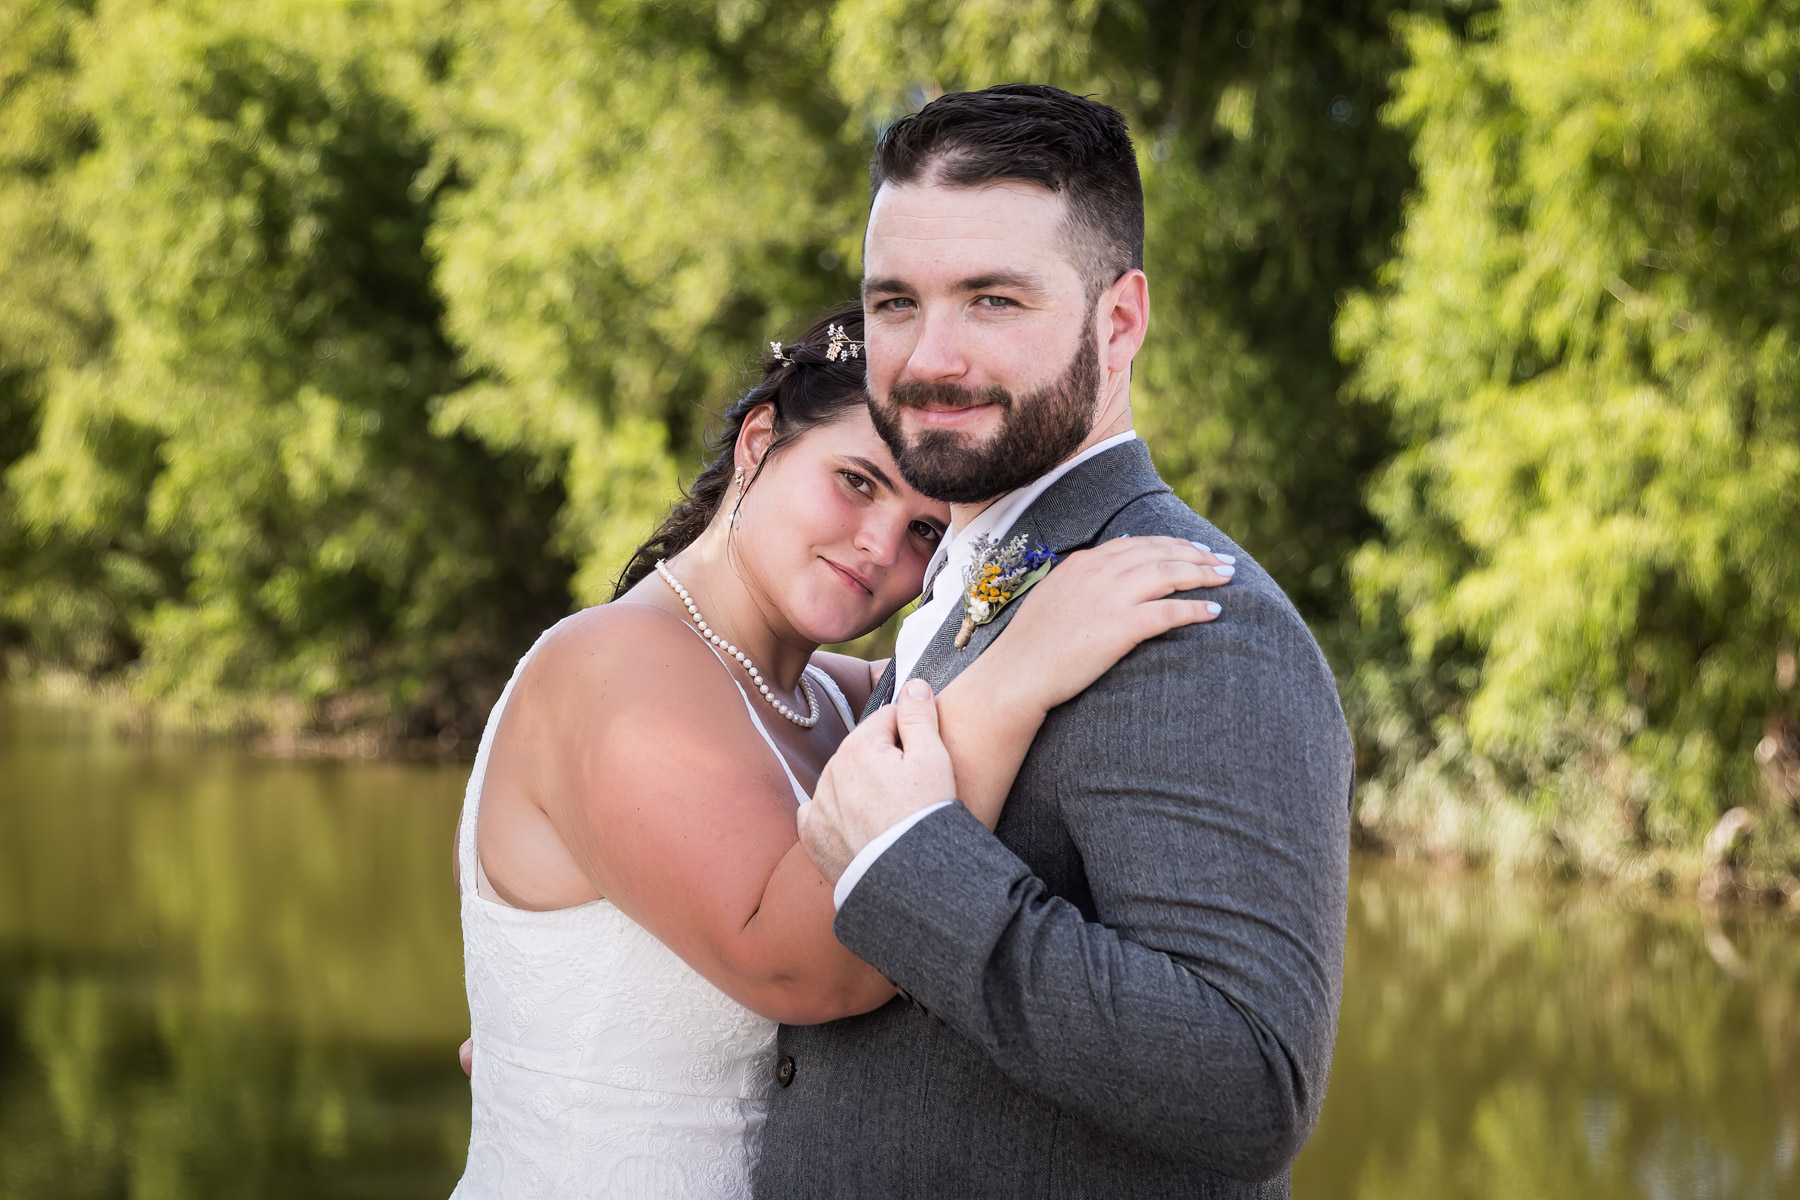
[765,85,1353,1197]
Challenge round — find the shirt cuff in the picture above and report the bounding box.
[831,801,954,910]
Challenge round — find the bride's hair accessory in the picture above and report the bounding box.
[955,534,1060,649]
[824,323,861,361]
[769,324,862,368]
[655,559,821,727]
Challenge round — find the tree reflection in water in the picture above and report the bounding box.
[1,697,1796,1198]
[1299,859,1800,1199]
[0,699,470,1197]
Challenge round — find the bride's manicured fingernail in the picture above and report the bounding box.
[1212,564,1235,578]
[1190,541,1210,553]
[1215,554,1236,565]
[1205,602,1222,615]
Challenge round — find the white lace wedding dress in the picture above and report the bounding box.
[450,620,856,1199]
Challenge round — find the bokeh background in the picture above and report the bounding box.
[1,0,1797,1196]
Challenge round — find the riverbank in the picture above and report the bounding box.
[7,672,1799,909]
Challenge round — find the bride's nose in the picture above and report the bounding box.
[852,512,906,568]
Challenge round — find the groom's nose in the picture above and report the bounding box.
[901,308,970,384]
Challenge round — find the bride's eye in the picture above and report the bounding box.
[909,521,942,544]
[839,470,872,495]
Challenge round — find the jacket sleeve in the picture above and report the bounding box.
[831,581,1353,1181]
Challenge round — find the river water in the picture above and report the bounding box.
[2,696,1795,1198]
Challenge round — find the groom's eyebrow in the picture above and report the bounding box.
[861,270,1051,299]
[955,270,1051,298]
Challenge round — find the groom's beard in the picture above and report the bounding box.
[868,331,1101,505]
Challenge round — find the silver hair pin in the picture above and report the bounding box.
[824,323,862,361]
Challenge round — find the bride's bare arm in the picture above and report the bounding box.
[932,537,1234,827]
[510,605,893,1026]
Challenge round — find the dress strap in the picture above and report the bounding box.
[680,624,812,806]
[805,664,859,732]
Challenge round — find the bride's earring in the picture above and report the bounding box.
[727,468,745,525]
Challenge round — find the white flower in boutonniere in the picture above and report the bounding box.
[955,533,1061,649]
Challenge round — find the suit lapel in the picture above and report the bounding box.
[864,658,897,717]
[903,440,1173,698]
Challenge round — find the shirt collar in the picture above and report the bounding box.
[920,429,1139,600]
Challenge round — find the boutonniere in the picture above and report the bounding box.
[955,533,1061,649]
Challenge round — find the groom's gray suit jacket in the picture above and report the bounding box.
[754,441,1353,1199]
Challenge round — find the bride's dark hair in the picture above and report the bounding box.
[611,302,871,599]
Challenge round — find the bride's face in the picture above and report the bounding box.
[735,404,949,644]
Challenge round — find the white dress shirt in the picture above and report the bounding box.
[831,429,1140,910]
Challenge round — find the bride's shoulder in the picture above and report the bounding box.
[515,601,741,729]
[546,598,689,646]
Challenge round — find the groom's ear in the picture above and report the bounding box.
[1100,268,1149,378]
[736,402,778,474]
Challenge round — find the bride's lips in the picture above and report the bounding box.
[822,558,875,597]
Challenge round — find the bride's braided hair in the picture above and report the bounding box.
[611,302,870,599]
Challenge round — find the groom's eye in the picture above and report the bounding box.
[874,297,915,312]
[975,295,1017,309]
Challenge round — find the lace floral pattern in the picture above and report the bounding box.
[447,623,857,1199]
[452,895,777,1200]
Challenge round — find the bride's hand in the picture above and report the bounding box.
[993,536,1233,716]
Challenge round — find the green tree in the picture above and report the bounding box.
[0,0,154,676]
[6,0,572,736]
[1341,0,1800,888]
[411,0,873,603]
[3,0,1434,747]
[419,0,1423,618]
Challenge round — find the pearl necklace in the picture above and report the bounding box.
[655,559,820,728]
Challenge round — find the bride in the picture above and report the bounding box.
[450,304,1228,1198]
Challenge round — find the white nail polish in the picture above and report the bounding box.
[1215,554,1236,565]
[1205,602,1222,615]
[1190,541,1210,553]
[1213,564,1235,578]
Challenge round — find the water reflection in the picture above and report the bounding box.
[1297,861,1800,1198]
[0,698,470,1197]
[1,696,1796,1198]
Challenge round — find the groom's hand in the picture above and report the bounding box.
[799,678,957,883]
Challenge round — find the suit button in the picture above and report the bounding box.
[777,1056,795,1087]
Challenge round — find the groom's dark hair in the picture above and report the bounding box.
[872,84,1143,296]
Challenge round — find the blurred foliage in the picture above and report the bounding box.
[1,0,572,737]
[1,0,1797,885]
[0,0,1421,728]
[1341,0,1800,892]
